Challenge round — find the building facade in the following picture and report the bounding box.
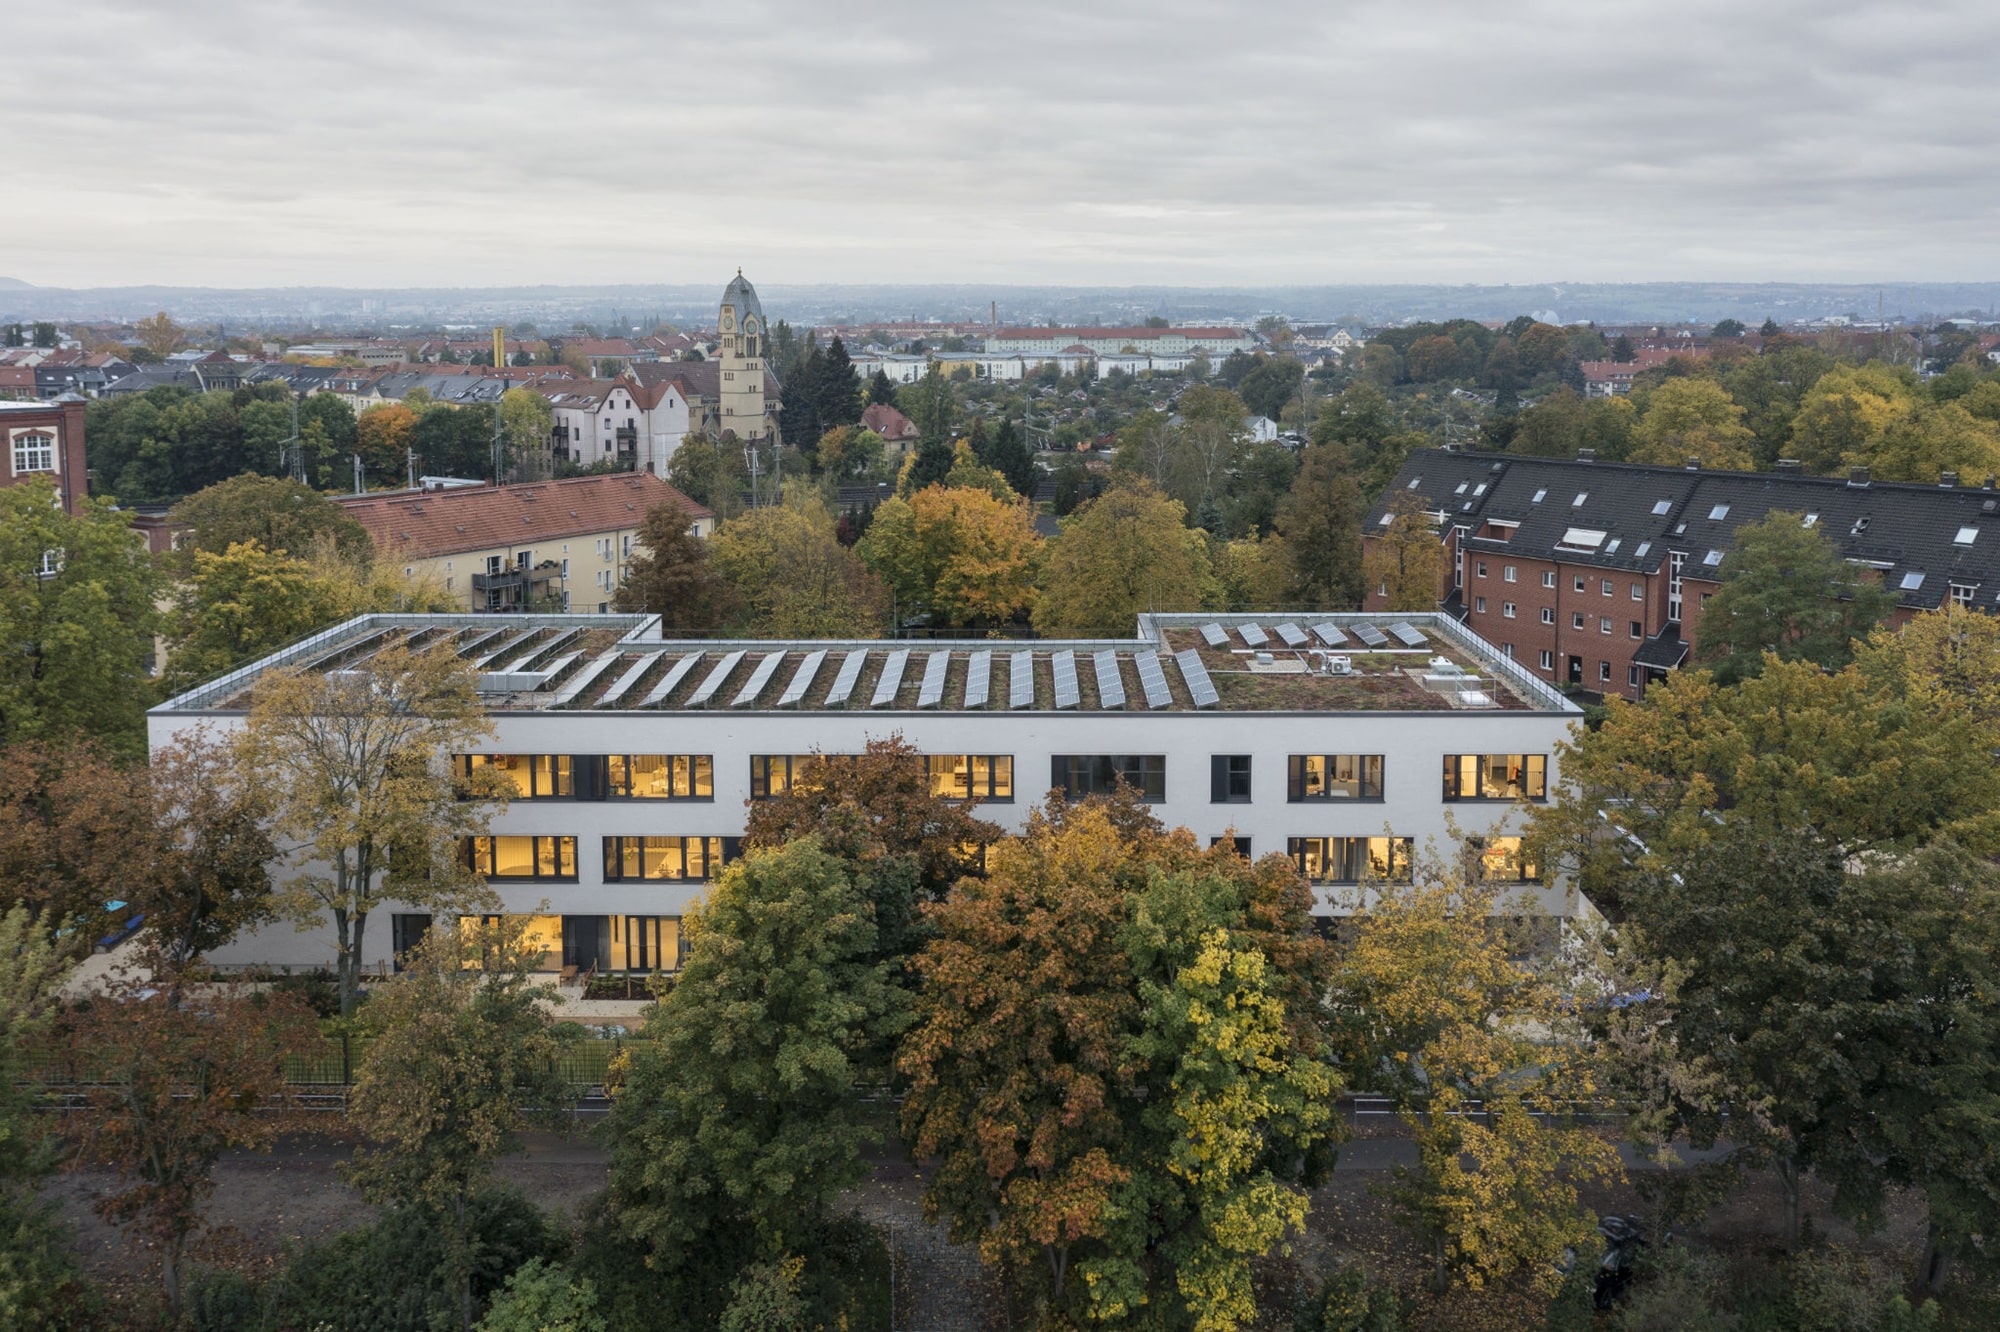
[337,472,713,614]
[717,271,773,444]
[0,397,88,513]
[1368,448,2000,701]
[149,611,1581,976]
[987,326,1256,357]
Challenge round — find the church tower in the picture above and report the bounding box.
[717,270,771,443]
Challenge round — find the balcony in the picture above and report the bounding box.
[614,426,638,455]
[473,563,560,594]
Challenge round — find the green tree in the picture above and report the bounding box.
[1275,445,1364,609]
[1238,356,1305,419]
[610,499,738,634]
[665,431,750,520]
[1760,317,1781,336]
[239,640,511,1016]
[983,417,1039,497]
[0,906,83,1330]
[478,1259,604,1332]
[602,838,908,1327]
[1361,488,1443,611]
[1032,481,1217,636]
[1506,388,1635,460]
[819,337,862,427]
[0,479,159,756]
[346,919,576,1332]
[709,493,887,637]
[170,470,374,564]
[866,368,897,406]
[163,540,352,692]
[498,387,554,481]
[1693,511,1893,683]
[138,733,277,968]
[1712,319,1747,338]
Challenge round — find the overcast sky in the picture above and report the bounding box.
[6,1,1996,289]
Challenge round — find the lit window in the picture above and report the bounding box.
[1288,755,1384,801]
[927,755,1014,802]
[1288,836,1413,883]
[1442,754,1548,801]
[462,836,579,881]
[602,836,734,882]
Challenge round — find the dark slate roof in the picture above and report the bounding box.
[1633,628,1690,669]
[1376,448,2000,613]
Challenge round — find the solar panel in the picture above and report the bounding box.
[870,648,910,707]
[639,652,702,706]
[551,650,621,706]
[730,652,785,707]
[1092,650,1125,708]
[520,627,582,668]
[1052,650,1080,710]
[964,650,992,709]
[304,629,393,672]
[778,649,826,708]
[917,651,950,709]
[1311,622,1349,647]
[686,650,745,707]
[474,628,538,669]
[824,650,867,706]
[1352,622,1390,649]
[1009,651,1035,709]
[456,628,503,660]
[1238,622,1269,647]
[597,654,655,707]
[1200,622,1230,648]
[1174,648,1221,709]
[1387,621,1427,648]
[536,653,582,687]
[1134,650,1172,708]
[1275,622,1309,648]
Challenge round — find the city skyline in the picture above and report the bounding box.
[7,0,1998,289]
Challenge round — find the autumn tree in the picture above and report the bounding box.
[0,739,147,942]
[1787,363,1916,474]
[858,484,1039,628]
[741,735,1000,968]
[1275,444,1365,610]
[602,838,907,1331]
[0,478,160,756]
[610,499,738,633]
[1361,488,1443,611]
[345,918,576,1332]
[238,640,511,1017]
[497,387,553,482]
[1506,388,1635,460]
[1693,511,1894,683]
[1032,481,1217,637]
[64,970,319,1317]
[0,905,83,1329]
[1327,858,1619,1295]
[708,492,887,637]
[356,403,418,484]
[133,311,185,358]
[900,799,1337,1330]
[1627,378,1756,470]
[138,733,277,968]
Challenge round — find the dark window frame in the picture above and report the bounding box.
[1441,754,1548,802]
[1052,755,1166,802]
[1286,754,1385,802]
[462,835,579,881]
[1210,755,1252,803]
[601,835,740,882]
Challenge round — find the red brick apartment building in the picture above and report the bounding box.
[0,397,88,513]
[1366,448,2000,701]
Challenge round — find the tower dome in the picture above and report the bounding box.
[721,269,764,334]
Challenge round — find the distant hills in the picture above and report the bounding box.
[4,280,1998,330]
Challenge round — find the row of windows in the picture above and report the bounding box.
[458,834,1538,886]
[1285,835,1538,883]
[1474,560,1646,602]
[458,752,1548,806]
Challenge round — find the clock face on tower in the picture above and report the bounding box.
[721,311,734,332]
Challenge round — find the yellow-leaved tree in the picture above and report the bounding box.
[857,483,1039,629]
[1362,488,1443,612]
[1031,481,1218,637]
[1627,378,1756,470]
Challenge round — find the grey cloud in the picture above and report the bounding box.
[4,0,1997,286]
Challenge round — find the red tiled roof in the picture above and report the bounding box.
[861,402,919,440]
[337,473,712,560]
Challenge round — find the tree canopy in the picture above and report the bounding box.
[1032,481,1216,637]
[1692,510,1894,683]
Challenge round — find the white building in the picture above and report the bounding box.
[149,612,1581,977]
[538,379,692,480]
[988,326,1256,356]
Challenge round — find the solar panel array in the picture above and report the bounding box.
[1275,622,1308,647]
[1352,622,1390,648]
[1134,650,1172,708]
[1089,650,1123,708]
[551,650,621,706]
[597,653,655,706]
[686,650,745,707]
[1238,622,1269,647]
[457,628,504,660]
[730,652,785,707]
[537,652,582,686]
[871,649,910,707]
[1388,621,1426,648]
[1051,650,1080,709]
[964,651,992,709]
[824,650,867,706]
[476,629,538,669]
[778,650,826,707]
[522,627,583,668]
[1174,648,1221,709]
[917,651,950,708]
[639,652,702,706]
[1009,651,1035,708]
[1200,623,1230,648]
[1311,622,1349,647]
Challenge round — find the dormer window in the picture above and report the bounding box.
[1532,488,1547,503]
[1652,499,1671,515]
[1955,526,1978,546]
[1572,492,1588,508]
[1901,572,1925,591]
[1708,504,1730,520]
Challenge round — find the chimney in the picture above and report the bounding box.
[1576,448,1596,462]
[1849,466,1870,488]
[1986,476,1998,491]
[1686,456,1701,471]
[1940,470,1959,488]
[1774,458,1802,474]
